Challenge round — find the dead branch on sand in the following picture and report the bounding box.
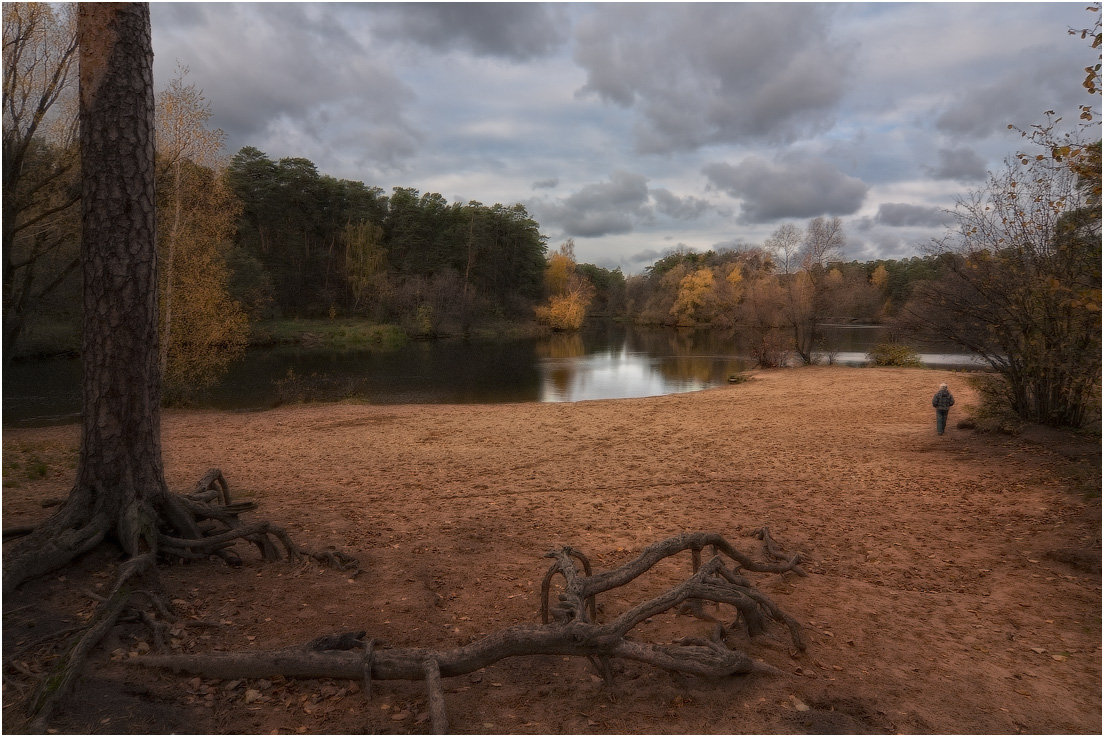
[136,531,807,733]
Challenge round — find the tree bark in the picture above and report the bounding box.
[2,2,164,593]
[75,2,166,553]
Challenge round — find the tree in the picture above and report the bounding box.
[2,2,81,362]
[342,219,388,313]
[781,216,848,363]
[3,0,167,639]
[801,215,845,269]
[670,267,718,326]
[764,222,802,275]
[902,154,1100,426]
[737,273,791,368]
[155,66,247,392]
[535,240,595,331]
[3,7,353,727]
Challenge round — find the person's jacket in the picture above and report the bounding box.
[932,389,955,411]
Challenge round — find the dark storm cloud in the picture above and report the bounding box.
[924,147,988,182]
[874,203,952,229]
[366,3,571,60]
[631,248,664,264]
[651,189,712,220]
[151,4,422,169]
[573,4,851,153]
[531,178,559,190]
[534,171,653,237]
[703,156,868,223]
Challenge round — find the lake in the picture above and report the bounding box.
[1,323,983,427]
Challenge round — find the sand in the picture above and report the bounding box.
[3,365,1100,734]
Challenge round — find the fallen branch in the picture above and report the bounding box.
[135,530,807,732]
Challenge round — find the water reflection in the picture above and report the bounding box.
[537,327,749,403]
[2,323,985,426]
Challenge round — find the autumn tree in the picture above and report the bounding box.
[668,264,744,327]
[902,154,1100,426]
[779,216,848,363]
[155,66,247,392]
[535,239,595,331]
[737,273,791,367]
[342,218,388,312]
[2,2,81,362]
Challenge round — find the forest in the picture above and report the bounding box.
[3,2,1100,428]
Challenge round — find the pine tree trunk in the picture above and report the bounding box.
[2,3,165,593]
[76,1,166,550]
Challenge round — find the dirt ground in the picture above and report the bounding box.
[3,366,1101,734]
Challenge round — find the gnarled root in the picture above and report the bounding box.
[135,530,805,733]
[157,469,359,571]
[4,469,358,729]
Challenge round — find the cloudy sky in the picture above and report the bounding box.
[150,2,1099,273]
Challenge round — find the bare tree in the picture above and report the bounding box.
[801,215,845,269]
[763,222,802,275]
[2,2,81,362]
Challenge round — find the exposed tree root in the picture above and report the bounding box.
[3,468,358,729]
[134,530,807,733]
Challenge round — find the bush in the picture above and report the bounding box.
[867,343,925,368]
[966,373,1026,435]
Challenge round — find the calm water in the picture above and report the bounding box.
[2,324,982,427]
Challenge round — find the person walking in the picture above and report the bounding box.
[932,383,955,435]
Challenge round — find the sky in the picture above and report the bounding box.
[149,2,1100,274]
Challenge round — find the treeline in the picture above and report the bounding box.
[223,148,547,333]
[551,217,948,368]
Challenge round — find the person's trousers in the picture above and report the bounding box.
[936,409,948,435]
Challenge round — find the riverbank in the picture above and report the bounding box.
[3,366,1100,733]
[7,316,551,361]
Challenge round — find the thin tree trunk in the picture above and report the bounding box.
[159,160,181,377]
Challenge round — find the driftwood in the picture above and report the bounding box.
[136,531,807,733]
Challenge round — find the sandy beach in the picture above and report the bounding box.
[3,366,1100,734]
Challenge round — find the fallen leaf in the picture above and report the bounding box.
[1030,647,1047,654]
[244,689,263,704]
[1052,655,1068,662]
[791,695,809,712]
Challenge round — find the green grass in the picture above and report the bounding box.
[249,318,409,350]
[251,316,546,349]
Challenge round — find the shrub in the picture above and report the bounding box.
[966,373,1026,435]
[867,343,925,368]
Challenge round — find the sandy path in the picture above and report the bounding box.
[3,366,1100,734]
